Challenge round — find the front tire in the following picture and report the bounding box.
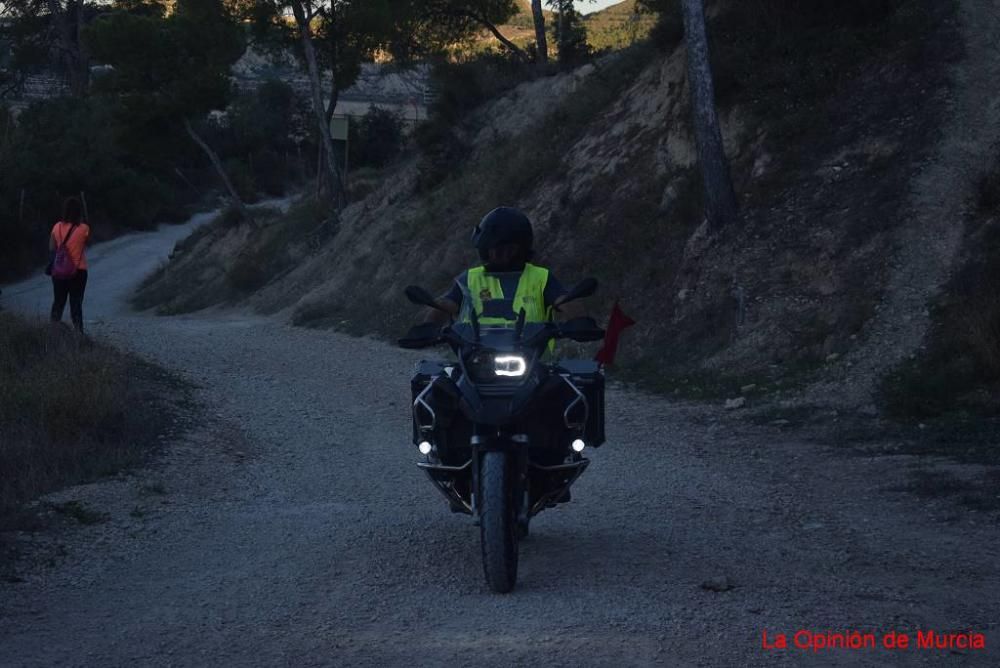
[479,451,518,593]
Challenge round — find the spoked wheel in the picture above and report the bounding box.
[479,451,518,593]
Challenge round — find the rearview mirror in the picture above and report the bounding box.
[566,329,605,343]
[405,285,442,310]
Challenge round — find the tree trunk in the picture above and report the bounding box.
[321,68,342,195]
[73,0,88,94]
[290,0,345,212]
[319,77,344,202]
[427,5,526,61]
[531,0,548,64]
[174,167,199,194]
[2,110,11,152]
[315,139,324,201]
[323,77,340,128]
[183,118,252,223]
[680,0,737,228]
[558,1,567,54]
[478,16,528,61]
[46,0,88,96]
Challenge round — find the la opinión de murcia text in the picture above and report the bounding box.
[761,629,986,652]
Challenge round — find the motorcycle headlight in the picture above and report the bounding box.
[467,353,529,381]
[494,355,527,377]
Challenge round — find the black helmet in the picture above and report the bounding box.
[471,207,534,263]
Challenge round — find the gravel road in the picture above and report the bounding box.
[1,216,998,667]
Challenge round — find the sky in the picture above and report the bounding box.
[576,0,628,15]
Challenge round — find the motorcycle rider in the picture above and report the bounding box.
[424,207,582,325]
[414,206,594,509]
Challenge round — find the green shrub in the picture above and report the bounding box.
[647,4,684,53]
[0,76,304,283]
[413,51,536,190]
[228,79,296,150]
[430,51,531,123]
[551,6,592,66]
[0,97,191,281]
[220,79,299,197]
[218,203,246,229]
[350,105,405,169]
[251,148,287,197]
[221,158,258,204]
[585,1,658,52]
[707,0,929,113]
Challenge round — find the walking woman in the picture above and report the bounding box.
[49,197,90,332]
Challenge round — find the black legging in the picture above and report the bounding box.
[51,269,88,332]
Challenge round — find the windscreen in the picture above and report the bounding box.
[457,271,526,327]
[453,271,551,352]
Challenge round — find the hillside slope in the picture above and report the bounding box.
[584,0,657,50]
[138,0,992,413]
[802,0,1000,409]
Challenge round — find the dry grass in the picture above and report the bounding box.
[132,199,330,315]
[0,313,182,520]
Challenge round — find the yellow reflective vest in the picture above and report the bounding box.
[465,263,552,325]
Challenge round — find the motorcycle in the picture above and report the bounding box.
[399,277,607,593]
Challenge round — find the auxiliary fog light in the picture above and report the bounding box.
[418,441,433,455]
[571,439,586,452]
[494,355,527,377]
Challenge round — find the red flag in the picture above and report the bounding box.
[595,301,636,366]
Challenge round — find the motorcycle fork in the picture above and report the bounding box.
[469,432,529,527]
[470,438,481,523]
[511,434,530,530]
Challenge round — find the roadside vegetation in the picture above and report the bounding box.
[0,313,184,525]
[0,75,315,284]
[132,199,331,315]
[585,0,657,52]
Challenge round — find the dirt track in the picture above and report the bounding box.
[0,210,997,667]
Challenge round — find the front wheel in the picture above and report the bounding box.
[479,451,518,593]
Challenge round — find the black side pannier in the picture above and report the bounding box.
[410,360,448,400]
[410,360,450,444]
[555,359,606,447]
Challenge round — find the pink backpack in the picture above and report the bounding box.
[50,223,79,280]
